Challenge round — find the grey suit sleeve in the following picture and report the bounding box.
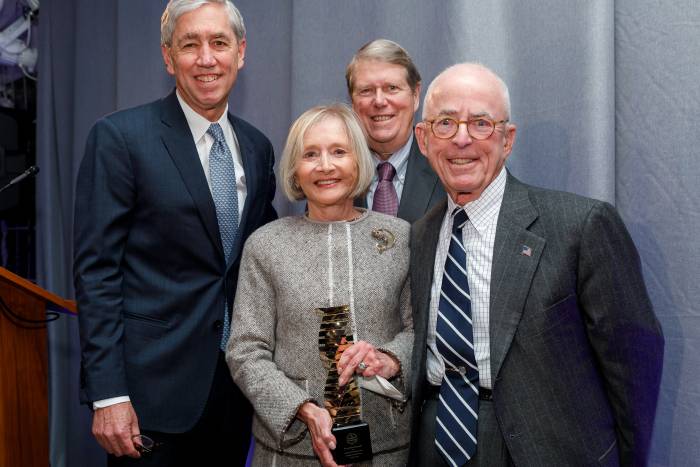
[226,236,314,449]
[577,201,664,466]
[74,117,134,403]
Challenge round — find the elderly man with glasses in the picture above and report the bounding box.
[408,63,664,467]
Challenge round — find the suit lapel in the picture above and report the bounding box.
[159,92,224,259]
[489,173,545,381]
[354,193,368,209]
[412,200,447,374]
[228,114,258,268]
[397,138,439,221]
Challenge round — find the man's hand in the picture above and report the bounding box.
[92,401,141,458]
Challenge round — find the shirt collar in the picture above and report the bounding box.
[371,136,413,182]
[176,90,230,143]
[446,167,507,234]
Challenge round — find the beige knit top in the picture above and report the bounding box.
[226,209,413,458]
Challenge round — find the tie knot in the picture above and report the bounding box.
[207,123,225,143]
[377,162,396,182]
[452,208,469,231]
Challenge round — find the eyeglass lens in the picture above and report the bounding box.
[431,117,497,140]
[132,434,155,453]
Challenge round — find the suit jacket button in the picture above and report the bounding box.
[213,320,223,330]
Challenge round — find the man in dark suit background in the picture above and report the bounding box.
[409,63,663,466]
[347,39,444,222]
[73,1,276,465]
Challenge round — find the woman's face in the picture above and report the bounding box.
[294,116,358,212]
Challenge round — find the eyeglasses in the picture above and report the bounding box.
[132,434,164,454]
[423,116,509,140]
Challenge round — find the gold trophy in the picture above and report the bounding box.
[317,305,373,464]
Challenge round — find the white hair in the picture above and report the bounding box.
[161,0,245,46]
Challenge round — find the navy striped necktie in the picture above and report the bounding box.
[435,207,479,466]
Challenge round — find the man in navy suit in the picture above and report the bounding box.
[347,39,444,222]
[74,1,276,465]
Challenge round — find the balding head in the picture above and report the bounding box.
[415,62,516,205]
[423,63,511,121]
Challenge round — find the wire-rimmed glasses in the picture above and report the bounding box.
[132,434,163,454]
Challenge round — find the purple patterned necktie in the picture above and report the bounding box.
[372,162,399,216]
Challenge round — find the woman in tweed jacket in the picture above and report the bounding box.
[227,104,413,466]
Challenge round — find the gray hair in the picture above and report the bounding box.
[423,62,511,120]
[280,104,374,202]
[161,0,246,46]
[345,39,422,96]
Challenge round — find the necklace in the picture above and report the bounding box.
[345,212,363,222]
[306,208,364,223]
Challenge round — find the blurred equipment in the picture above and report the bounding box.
[0,0,37,277]
[0,0,38,84]
[0,164,38,193]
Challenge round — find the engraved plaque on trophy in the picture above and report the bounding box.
[317,305,373,464]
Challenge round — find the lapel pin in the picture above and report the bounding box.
[371,228,395,254]
[521,245,532,257]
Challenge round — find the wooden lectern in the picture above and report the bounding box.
[0,266,76,467]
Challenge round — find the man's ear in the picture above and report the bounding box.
[503,123,516,157]
[161,45,175,76]
[415,123,429,158]
[412,81,422,113]
[236,38,247,70]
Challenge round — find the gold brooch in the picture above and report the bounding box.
[371,228,396,254]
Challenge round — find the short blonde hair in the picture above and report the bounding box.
[280,104,374,202]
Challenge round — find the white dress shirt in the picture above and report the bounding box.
[364,136,412,209]
[425,167,507,389]
[94,93,247,409]
[177,92,247,219]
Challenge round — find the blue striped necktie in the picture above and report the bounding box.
[435,207,479,466]
[207,123,240,351]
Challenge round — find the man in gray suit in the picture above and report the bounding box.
[347,39,444,222]
[408,63,664,466]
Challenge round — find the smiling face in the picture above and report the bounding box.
[161,3,246,121]
[350,60,420,158]
[416,65,516,205]
[294,116,359,218]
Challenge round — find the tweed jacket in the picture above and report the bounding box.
[408,173,664,466]
[227,210,413,460]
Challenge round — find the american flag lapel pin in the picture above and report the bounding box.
[521,245,532,257]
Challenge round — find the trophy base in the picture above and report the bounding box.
[332,421,373,464]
